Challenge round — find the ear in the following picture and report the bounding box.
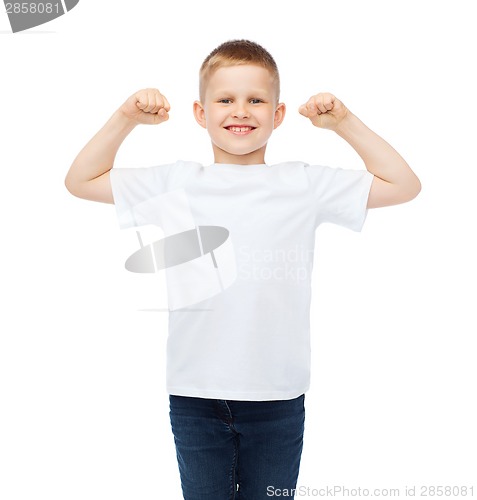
[273,102,286,129]
[193,100,207,129]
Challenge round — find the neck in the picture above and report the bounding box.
[212,144,266,165]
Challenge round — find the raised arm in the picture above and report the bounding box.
[64,89,170,204]
[299,93,421,208]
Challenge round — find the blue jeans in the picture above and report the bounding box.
[169,394,305,500]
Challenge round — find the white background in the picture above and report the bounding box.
[1,1,476,498]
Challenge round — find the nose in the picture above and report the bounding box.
[232,102,250,119]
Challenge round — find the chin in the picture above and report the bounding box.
[215,146,257,157]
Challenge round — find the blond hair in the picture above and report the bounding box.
[199,39,280,102]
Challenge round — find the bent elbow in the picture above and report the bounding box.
[408,176,422,202]
[64,174,84,199]
[64,175,73,194]
[64,175,77,196]
[400,170,422,204]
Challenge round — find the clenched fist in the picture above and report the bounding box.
[119,88,170,125]
[298,93,349,131]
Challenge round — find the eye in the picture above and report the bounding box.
[218,98,232,104]
[250,98,263,104]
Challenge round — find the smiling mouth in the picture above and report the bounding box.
[225,126,256,135]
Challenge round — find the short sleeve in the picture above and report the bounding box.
[109,160,201,229]
[109,163,177,229]
[305,164,374,231]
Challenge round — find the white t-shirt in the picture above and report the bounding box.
[110,160,374,401]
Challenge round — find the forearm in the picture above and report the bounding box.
[335,112,420,190]
[65,110,136,189]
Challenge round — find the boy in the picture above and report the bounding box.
[65,40,421,499]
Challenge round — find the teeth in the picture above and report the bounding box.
[229,127,253,132]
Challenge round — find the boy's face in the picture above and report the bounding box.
[193,64,286,165]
